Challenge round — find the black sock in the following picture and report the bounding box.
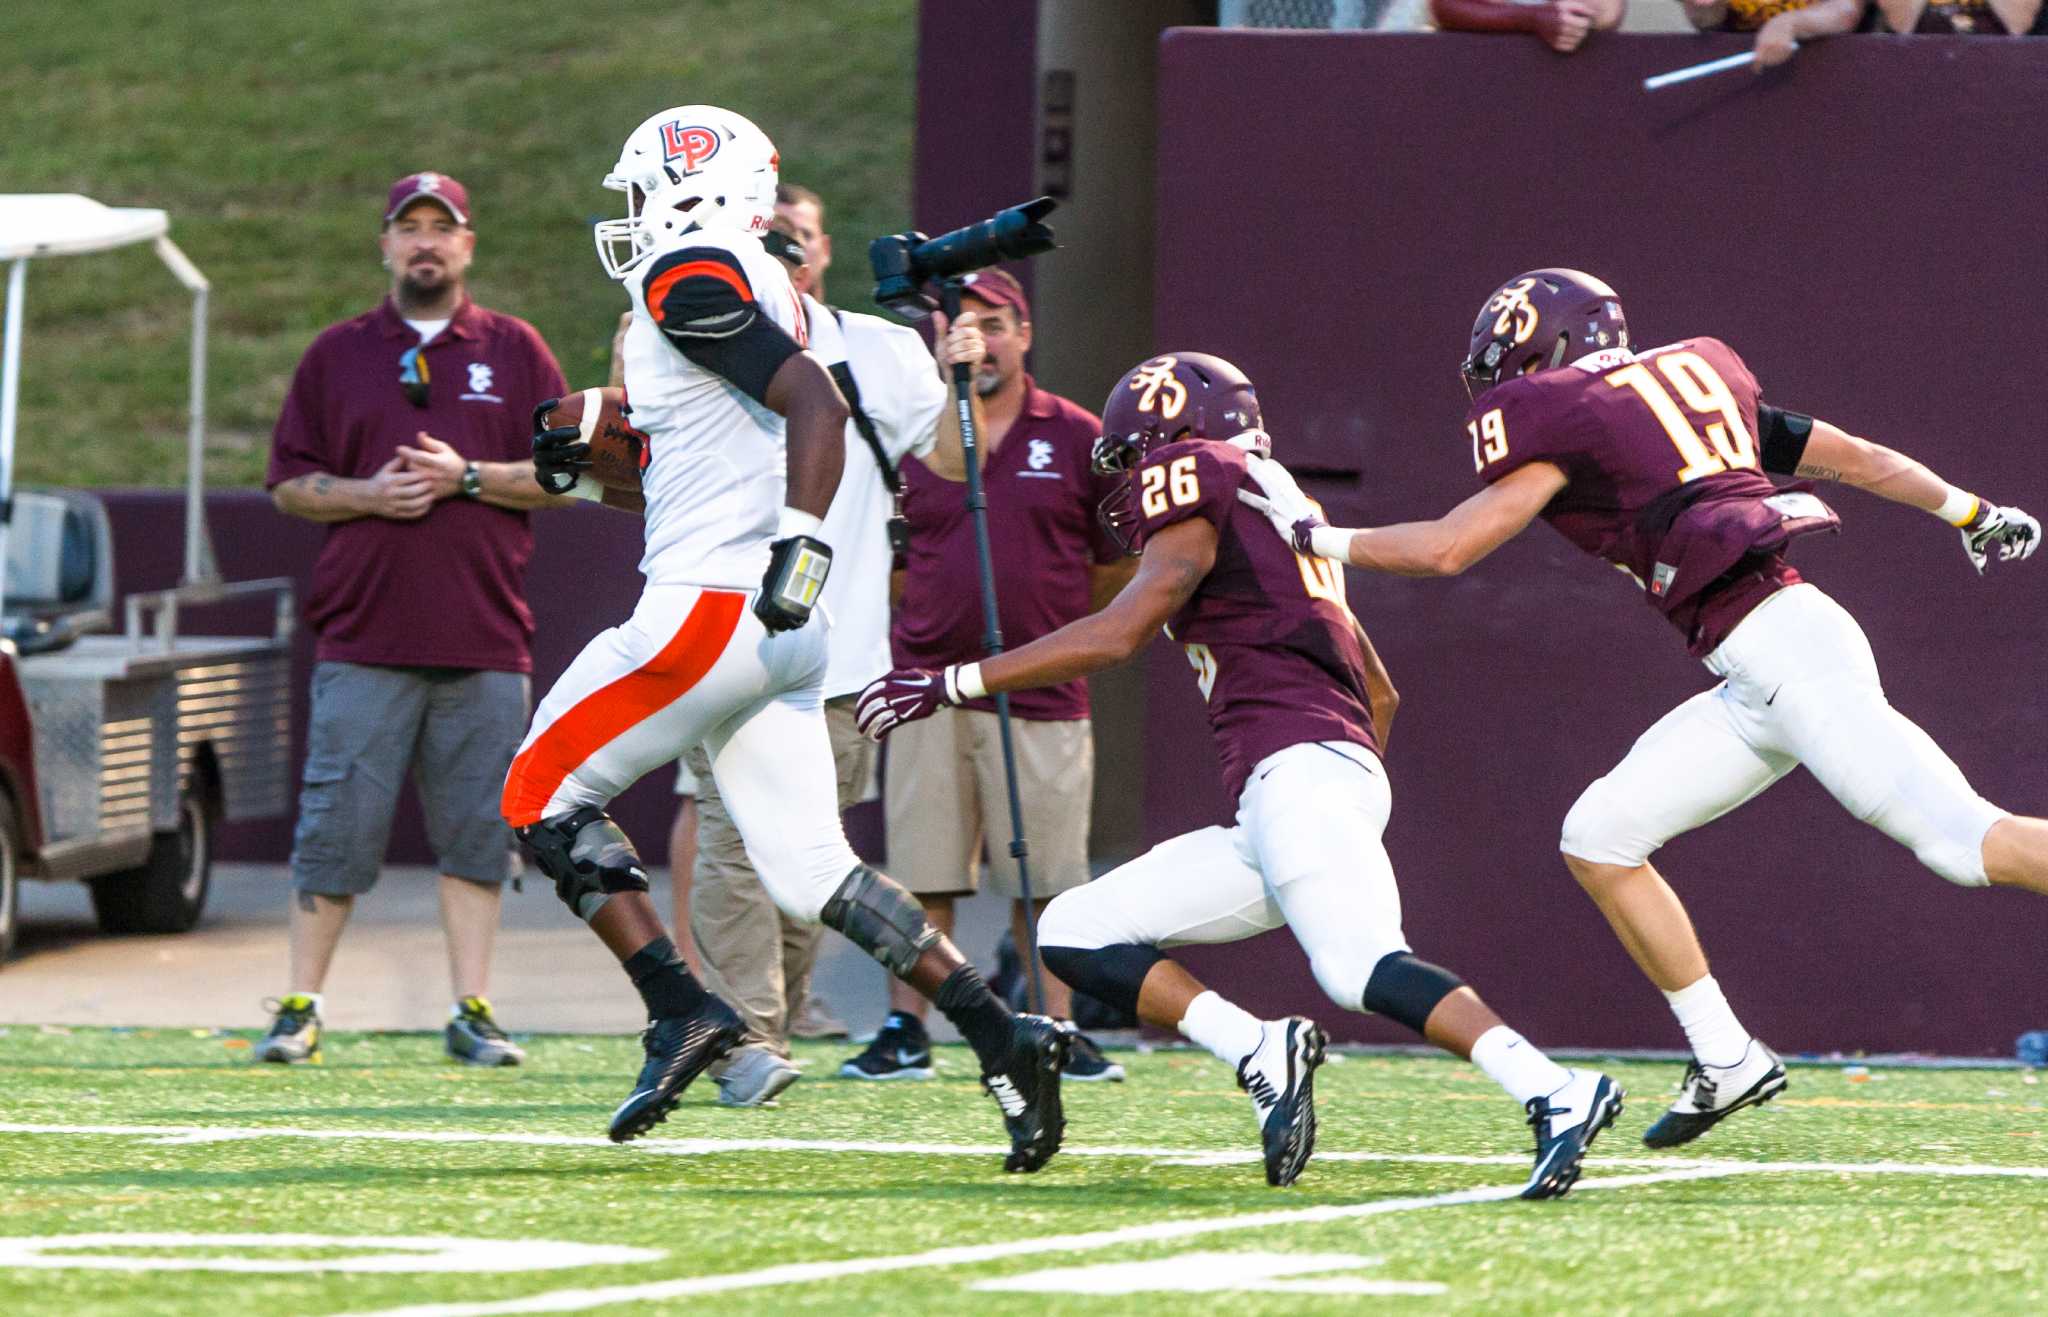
[934,965,1014,1068]
[622,936,708,1019]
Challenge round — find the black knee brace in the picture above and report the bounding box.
[1040,943,1165,1019]
[819,864,939,976]
[1360,950,1465,1035]
[517,806,649,923]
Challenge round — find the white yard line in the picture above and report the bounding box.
[336,1166,1752,1317]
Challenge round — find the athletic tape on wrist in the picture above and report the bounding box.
[778,506,824,539]
[949,662,986,702]
[1308,525,1351,561]
[1935,486,1980,528]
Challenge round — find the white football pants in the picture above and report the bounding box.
[1561,583,2007,886]
[1038,740,1409,1011]
[501,584,857,923]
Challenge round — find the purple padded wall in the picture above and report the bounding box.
[1147,32,2048,1054]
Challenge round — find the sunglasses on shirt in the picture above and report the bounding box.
[399,345,431,408]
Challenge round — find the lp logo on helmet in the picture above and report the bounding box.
[660,123,721,171]
[1129,356,1187,419]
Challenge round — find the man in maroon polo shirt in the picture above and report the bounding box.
[841,268,1134,1083]
[255,172,573,1068]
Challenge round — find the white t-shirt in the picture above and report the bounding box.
[403,317,450,344]
[621,228,810,588]
[807,294,946,698]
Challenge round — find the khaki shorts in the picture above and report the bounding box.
[884,707,1092,899]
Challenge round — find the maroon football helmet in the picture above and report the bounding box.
[1460,269,1628,400]
[1093,352,1267,555]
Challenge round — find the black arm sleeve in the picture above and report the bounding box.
[643,247,803,405]
[1757,404,1815,476]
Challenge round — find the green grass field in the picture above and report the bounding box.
[2,1029,2043,1314]
[2,0,916,488]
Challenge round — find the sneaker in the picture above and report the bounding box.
[607,995,746,1143]
[253,995,322,1065]
[446,996,526,1067]
[983,1014,1073,1173]
[1641,1041,1787,1149]
[1061,1029,1127,1083]
[1236,1016,1327,1187]
[789,993,850,1040]
[838,1011,934,1080]
[1522,1068,1625,1200]
[714,1046,802,1108]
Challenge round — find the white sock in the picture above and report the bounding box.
[1664,975,1751,1069]
[1179,990,1265,1066]
[1470,1025,1572,1106]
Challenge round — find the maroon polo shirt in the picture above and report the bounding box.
[893,377,1120,720]
[266,296,568,672]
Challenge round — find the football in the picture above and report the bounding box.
[540,386,647,491]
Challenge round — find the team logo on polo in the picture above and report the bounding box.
[660,123,721,171]
[461,361,503,404]
[1028,438,1054,471]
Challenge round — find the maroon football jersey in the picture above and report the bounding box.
[1469,337,1838,656]
[1133,439,1378,801]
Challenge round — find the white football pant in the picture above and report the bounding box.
[1561,583,2007,886]
[1038,740,1409,1011]
[501,584,856,922]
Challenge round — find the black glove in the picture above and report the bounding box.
[755,534,834,633]
[530,398,591,496]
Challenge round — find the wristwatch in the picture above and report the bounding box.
[460,461,483,498]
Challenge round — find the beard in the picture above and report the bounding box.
[398,263,449,303]
[973,365,1005,398]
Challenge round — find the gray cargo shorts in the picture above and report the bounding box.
[290,661,530,896]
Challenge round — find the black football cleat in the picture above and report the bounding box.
[1522,1069,1624,1200]
[607,996,745,1143]
[982,1014,1072,1173]
[1642,1041,1788,1149]
[1237,1016,1328,1187]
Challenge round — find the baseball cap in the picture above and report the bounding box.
[383,172,471,226]
[957,267,1029,321]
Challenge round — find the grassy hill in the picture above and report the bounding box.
[0,0,917,487]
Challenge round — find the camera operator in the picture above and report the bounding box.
[843,266,1132,1085]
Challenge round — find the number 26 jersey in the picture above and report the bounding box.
[1133,439,1378,801]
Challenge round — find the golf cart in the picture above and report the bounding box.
[0,194,294,965]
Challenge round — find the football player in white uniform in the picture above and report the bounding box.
[504,106,1070,1171]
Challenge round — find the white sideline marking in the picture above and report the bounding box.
[340,1167,1747,1316]
[0,1234,659,1275]
[3,1123,2046,1181]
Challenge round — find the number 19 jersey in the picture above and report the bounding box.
[1469,337,1838,656]
[1133,439,1378,802]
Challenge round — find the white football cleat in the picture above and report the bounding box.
[1642,1040,1787,1149]
[1236,1016,1328,1187]
[1522,1068,1624,1200]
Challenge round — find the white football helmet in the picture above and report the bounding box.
[594,104,780,281]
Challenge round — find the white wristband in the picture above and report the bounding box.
[1308,525,1352,561]
[778,506,824,539]
[948,662,987,702]
[1933,486,1980,528]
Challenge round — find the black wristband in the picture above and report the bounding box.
[1757,404,1815,476]
[755,534,833,633]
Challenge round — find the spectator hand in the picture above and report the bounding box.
[855,666,965,740]
[394,431,465,498]
[530,398,594,498]
[1539,0,1594,53]
[364,453,437,520]
[1235,453,1328,557]
[1753,16,1799,68]
[931,309,987,375]
[1961,503,2041,575]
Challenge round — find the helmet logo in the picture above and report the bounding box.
[1129,356,1188,419]
[659,123,721,172]
[1488,278,1541,346]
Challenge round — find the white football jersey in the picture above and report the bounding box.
[621,227,811,588]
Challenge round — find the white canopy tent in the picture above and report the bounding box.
[0,194,216,619]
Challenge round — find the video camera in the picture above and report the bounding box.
[869,197,1058,317]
